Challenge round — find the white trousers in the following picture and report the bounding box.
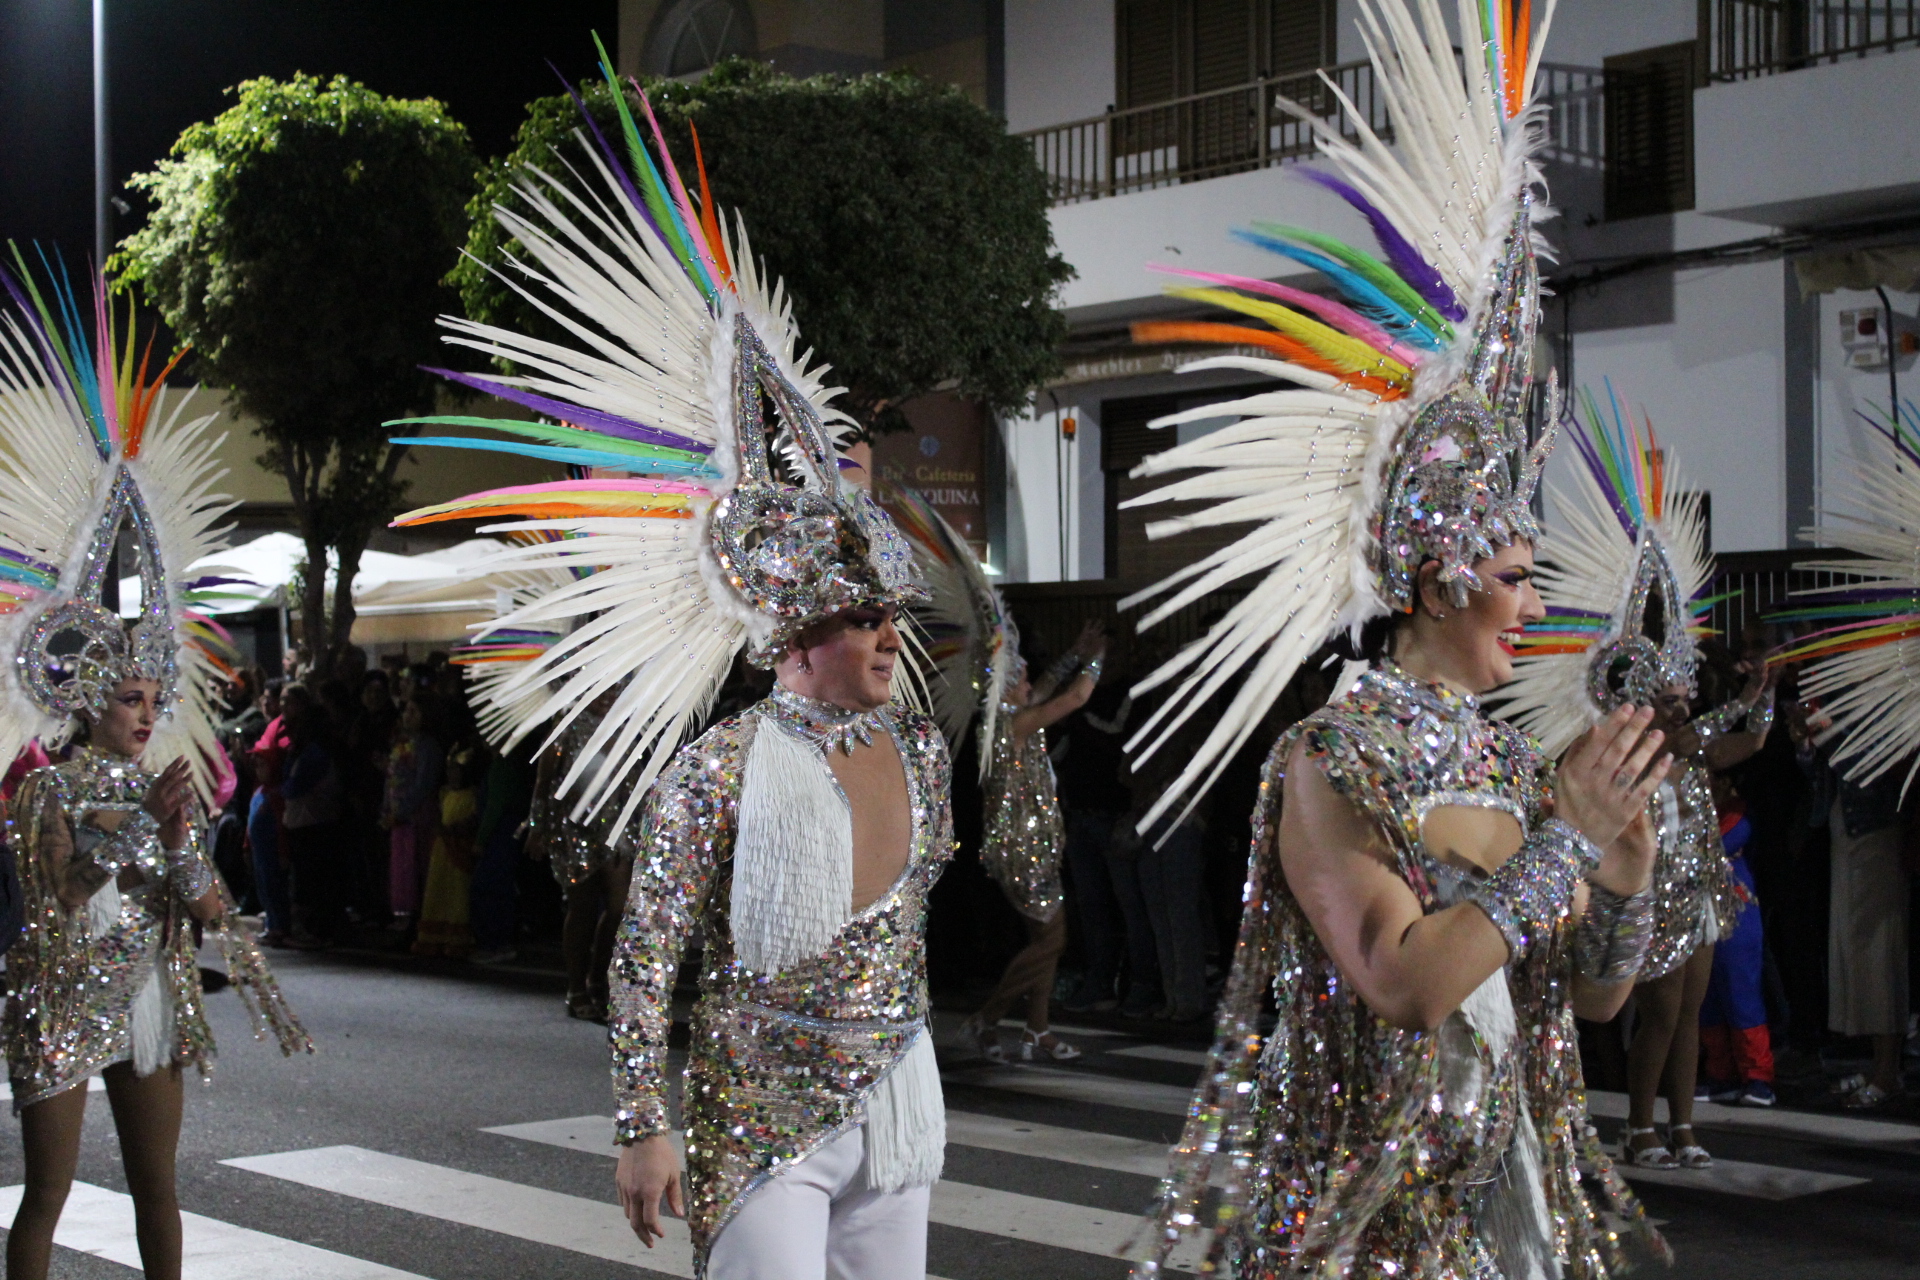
[707,1126,930,1280]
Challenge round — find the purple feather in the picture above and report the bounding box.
[423,367,711,455]
[1300,170,1465,322]
[1566,422,1638,539]
[552,69,671,251]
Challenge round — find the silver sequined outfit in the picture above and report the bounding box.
[1141,663,1659,1278]
[528,708,635,889]
[609,694,953,1268]
[5,750,307,1107]
[979,702,1063,922]
[1640,745,1748,982]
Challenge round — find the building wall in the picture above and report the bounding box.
[1004,0,1113,131]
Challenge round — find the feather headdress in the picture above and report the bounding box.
[1120,0,1561,830]
[389,41,925,828]
[885,484,1015,775]
[1492,385,1713,755]
[1769,399,1920,797]
[0,249,238,799]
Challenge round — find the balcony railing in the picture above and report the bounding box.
[1704,0,1920,81]
[1018,60,1606,207]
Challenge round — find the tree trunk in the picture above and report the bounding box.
[329,533,370,677]
[299,529,333,684]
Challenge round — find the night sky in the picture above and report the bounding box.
[0,0,619,261]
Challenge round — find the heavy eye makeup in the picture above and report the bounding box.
[1493,567,1535,589]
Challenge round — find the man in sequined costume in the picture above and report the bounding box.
[611,600,951,1280]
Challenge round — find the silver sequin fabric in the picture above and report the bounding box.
[1139,662,1660,1278]
[1640,748,1748,982]
[528,708,635,888]
[5,750,219,1107]
[979,702,1063,923]
[609,696,952,1268]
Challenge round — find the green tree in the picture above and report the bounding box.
[114,74,476,680]
[451,61,1071,436]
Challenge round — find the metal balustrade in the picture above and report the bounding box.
[1704,0,1920,81]
[1016,59,1607,207]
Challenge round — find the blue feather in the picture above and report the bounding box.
[1231,229,1443,349]
[402,437,721,480]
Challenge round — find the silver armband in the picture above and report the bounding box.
[85,811,160,878]
[1462,817,1602,961]
[1573,882,1655,983]
[168,845,217,902]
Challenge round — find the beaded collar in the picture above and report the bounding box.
[1372,659,1482,720]
[760,687,891,756]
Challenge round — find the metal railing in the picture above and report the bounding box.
[1704,0,1920,80]
[1016,60,1387,206]
[1017,60,1608,206]
[1538,62,1607,169]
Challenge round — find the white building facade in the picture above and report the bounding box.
[994,0,1920,590]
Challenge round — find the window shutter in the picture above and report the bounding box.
[1268,0,1333,75]
[1118,0,1182,108]
[1604,41,1697,219]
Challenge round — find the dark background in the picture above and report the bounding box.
[0,0,619,261]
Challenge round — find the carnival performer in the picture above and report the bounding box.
[525,690,634,1021]
[886,487,1105,1061]
[1113,3,1669,1272]
[1768,400,1920,1110]
[1500,391,1774,1171]
[959,629,1105,1063]
[0,255,311,1280]
[383,45,947,1279]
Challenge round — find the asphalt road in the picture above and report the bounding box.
[0,950,1912,1278]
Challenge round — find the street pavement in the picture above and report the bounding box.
[0,950,1914,1278]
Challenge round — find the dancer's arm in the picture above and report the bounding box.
[1282,706,1667,1031]
[611,755,722,1245]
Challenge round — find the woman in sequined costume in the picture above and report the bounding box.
[5,678,306,1280]
[1617,666,1774,1169]
[1146,543,1670,1277]
[961,625,1106,1063]
[613,603,951,1279]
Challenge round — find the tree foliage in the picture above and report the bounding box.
[451,61,1071,435]
[115,74,475,679]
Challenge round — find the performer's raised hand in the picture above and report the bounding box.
[1554,703,1670,851]
[142,757,195,850]
[616,1134,685,1246]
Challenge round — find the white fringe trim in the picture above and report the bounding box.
[732,715,852,973]
[129,947,175,1078]
[862,1030,945,1193]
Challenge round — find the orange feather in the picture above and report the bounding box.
[1132,320,1406,400]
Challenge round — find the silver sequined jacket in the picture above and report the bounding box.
[5,751,219,1107]
[609,698,952,1258]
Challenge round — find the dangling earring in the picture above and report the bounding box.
[797,653,813,675]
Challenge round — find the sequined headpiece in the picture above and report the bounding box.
[1115,0,1563,830]
[1493,387,1711,756]
[389,54,924,828]
[710,318,925,667]
[0,252,238,793]
[1373,201,1556,612]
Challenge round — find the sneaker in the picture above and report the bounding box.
[468,947,518,966]
[1739,1081,1777,1107]
[1704,1079,1743,1104]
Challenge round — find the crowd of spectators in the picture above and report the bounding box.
[211,648,546,964]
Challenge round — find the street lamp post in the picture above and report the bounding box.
[93,0,108,268]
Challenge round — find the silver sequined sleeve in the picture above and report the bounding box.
[609,744,729,1145]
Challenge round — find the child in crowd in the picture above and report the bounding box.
[1699,774,1776,1106]
[383,696,443,930]
[413,746,479,957]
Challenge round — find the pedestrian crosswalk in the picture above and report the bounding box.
[6,1035,1913,1279]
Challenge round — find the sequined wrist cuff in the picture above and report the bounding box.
[1573,882,1655,982]
[1463,817,1600,960]
[169,844,217,902]
[614,1100,672,1145]
[1746,700,1775,738]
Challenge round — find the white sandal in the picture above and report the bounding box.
[1619,1125,1678,1169]
[1020,1028,1082,1062]
[960,1015,1006,1064]
[1667,1124,1713,1169]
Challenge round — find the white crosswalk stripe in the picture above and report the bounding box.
[480,1113,1209,1272]
[224,1145,699,1279]
[0,1180,425,1279]
[1106,1044,1208,1067]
